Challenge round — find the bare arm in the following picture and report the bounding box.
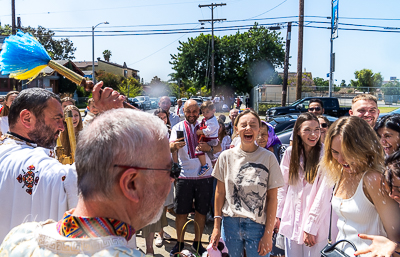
[354,234,399,257]
[258,188,277,256]
[210,180,226,249]
[364,171,400,244]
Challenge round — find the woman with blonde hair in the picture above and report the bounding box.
[59,105,83,157]
[276,112,331,256]
[0,91,19,136]
[321,116,400,256]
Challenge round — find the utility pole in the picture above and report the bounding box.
[296,0,304,100]
[282,22,292,107]
[199,3,226,98]
[11,0,16,35]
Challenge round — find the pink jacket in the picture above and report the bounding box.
[277,146,332,244]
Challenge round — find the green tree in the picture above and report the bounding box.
[170,24,285,94]
[0,24,76,60]
[96,70,123,91]
[119,77,142,98]
[350,69,383,93]
[103,50,112,62]
[200,86,211,96]
[382,80,400,95]
[313,77,329,91]
[340,79,347,87]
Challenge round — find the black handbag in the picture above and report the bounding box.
[321,195,357,257]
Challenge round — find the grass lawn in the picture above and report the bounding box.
[379,107,399,113]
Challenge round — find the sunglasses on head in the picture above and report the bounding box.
[320,123,328,128]
[308,107,321,112]
[114,162,182,179]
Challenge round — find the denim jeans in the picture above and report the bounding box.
[221,216,271,257]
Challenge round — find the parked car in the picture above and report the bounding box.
[266,97,350,120]
[128,98,142,109]
[135,96,151,110]
[149,97,158,109]
[190,97,203,107]
[268,114,338,134]
[169,96,177,106]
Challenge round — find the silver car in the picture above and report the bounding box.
[135,96,151,110]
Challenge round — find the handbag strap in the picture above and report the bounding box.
[328,184,336,244]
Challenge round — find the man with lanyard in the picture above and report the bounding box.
[159,96,180,127]
[175,99,184,118]
[0,109,176,257]
[0,82,124,242]
[169,99,221,256]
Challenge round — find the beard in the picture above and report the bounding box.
[145,207,164,227]
[28,118,59,149]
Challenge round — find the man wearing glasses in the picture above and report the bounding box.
[307,98,325,116]
[1,108,177,257]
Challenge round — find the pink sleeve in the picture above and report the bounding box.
[303,170,333,236]
[277,148,291,218]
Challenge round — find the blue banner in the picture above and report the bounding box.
[332,0,339,38]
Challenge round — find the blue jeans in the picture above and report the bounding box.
[222,216,271,257]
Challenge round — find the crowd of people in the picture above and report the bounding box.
[0,87,399,257]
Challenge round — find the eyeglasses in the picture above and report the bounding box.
[320,123,328,128]
[114,163,181,179]
[308,107,321,112]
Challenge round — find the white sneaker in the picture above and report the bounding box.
[163,232,172,240]
[155,236,163,247]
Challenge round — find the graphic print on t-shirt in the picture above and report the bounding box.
[232,162,269,217]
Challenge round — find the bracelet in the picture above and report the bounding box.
[214,216,223,219]
[210,146,214,154]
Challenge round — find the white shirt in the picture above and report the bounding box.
[0,116,9,135]
[0,135,78,242]
[175,105,184,117]
[170,120,213,178]
[202,116,219,138]
[0,220,143,257]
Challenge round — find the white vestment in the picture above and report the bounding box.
[0,220,144,257]
[0,135,78,242]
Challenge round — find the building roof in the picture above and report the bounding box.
[75,61,98,69]
[98,59,139,72]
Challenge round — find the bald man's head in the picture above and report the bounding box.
[158,96,171,112]
[184,99,200,124]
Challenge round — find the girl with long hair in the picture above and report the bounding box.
[210,109,284,257]
[276,112,330,256]
[0,91,19,136]
[321,116,400,256]
[59,105,83,156]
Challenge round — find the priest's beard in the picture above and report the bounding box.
[28,118,60,149]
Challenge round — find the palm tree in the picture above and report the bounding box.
[102,50,112,62]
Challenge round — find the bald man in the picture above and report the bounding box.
[169,99,220,256]
[159,96,180,127]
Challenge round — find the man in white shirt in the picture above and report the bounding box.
[0,82,124,242]
[175,99,184,117]
[169,99,221,256]
[0,109,174,257]
[159,96,180,127]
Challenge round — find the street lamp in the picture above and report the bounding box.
[92,21,109,85]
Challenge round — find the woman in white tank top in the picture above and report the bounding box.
[320,116,400,256]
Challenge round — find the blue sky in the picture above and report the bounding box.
[0,0,399,86]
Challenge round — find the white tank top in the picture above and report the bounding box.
[331,172,387,257]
